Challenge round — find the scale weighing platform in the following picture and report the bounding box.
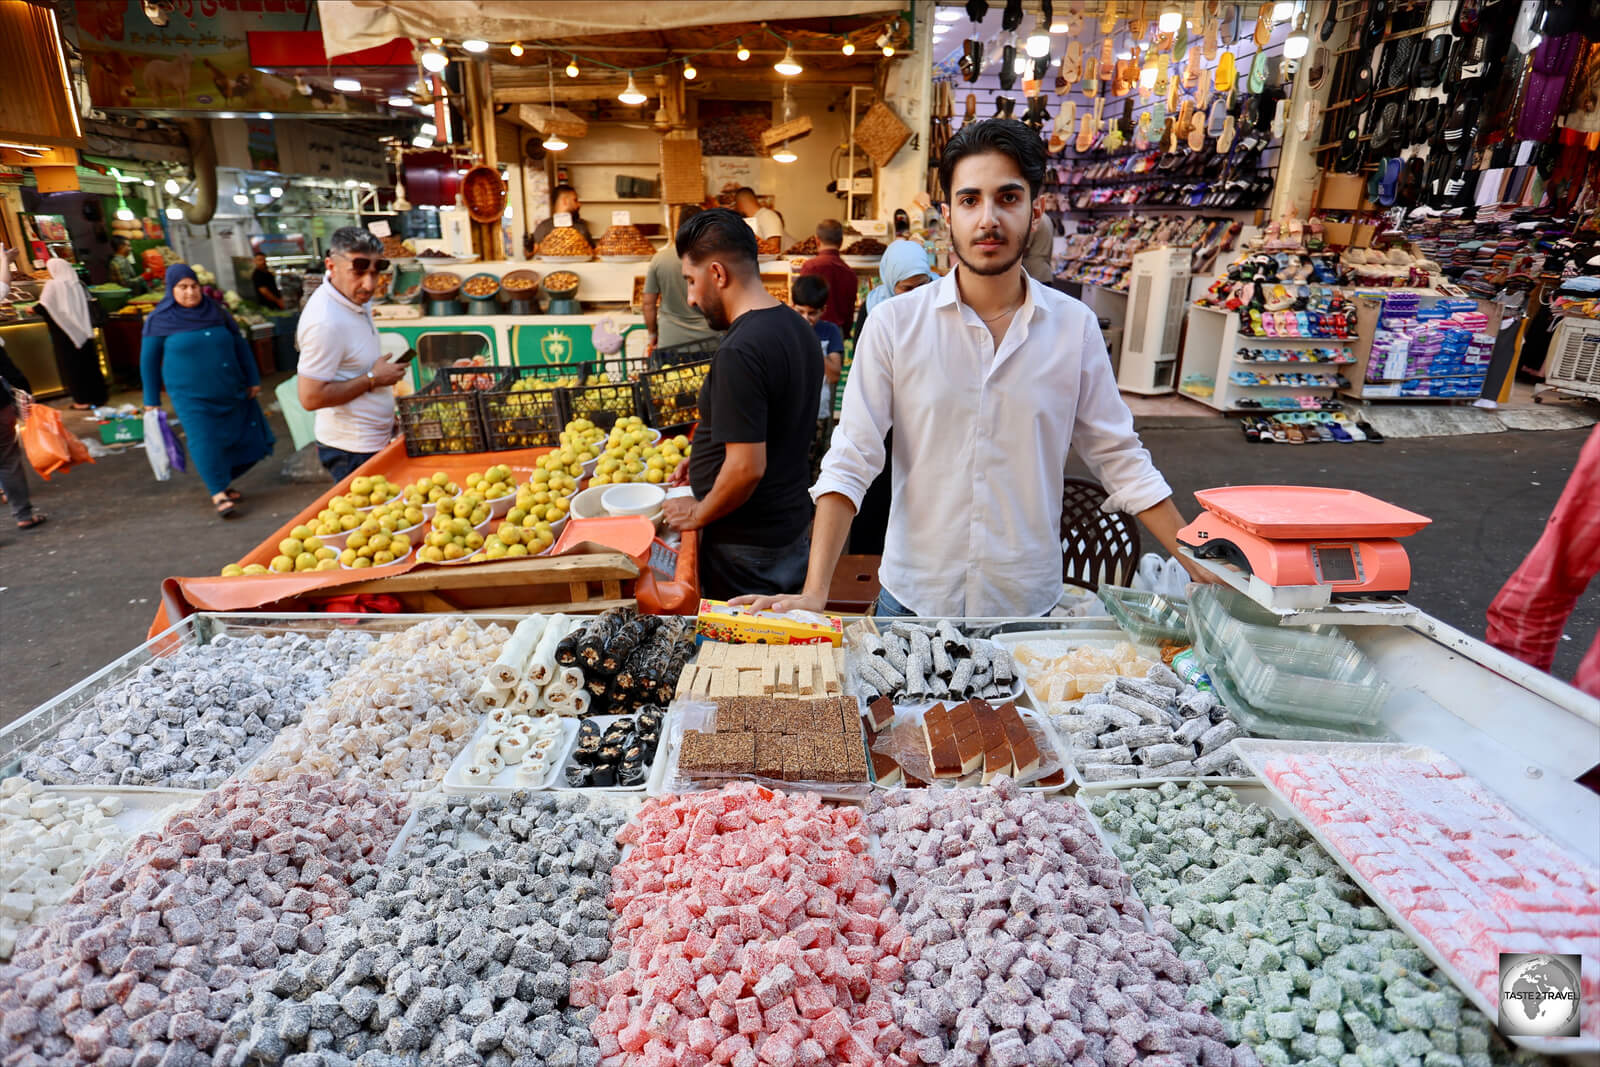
[1177,487,1432,613]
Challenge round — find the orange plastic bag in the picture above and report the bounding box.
[19,402,93,479]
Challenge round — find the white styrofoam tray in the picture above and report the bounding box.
[384,789,644,864]
[556,713,663,793]
[1233,739,1600,1055]
[649,704,873,803]
[441,715,578,795]
[869,700,1071,793]
[987,629,1164,713]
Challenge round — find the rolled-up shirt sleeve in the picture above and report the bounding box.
[811,305,895,510]
[1069,313,1172,515]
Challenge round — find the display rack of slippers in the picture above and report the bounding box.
[1057,213,1244,290]
[929,0,1296,226]
[1313,0,1600,216]
[1183,233,1362,412]
[1041,0,1295,222]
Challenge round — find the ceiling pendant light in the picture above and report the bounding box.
[1025,31,1051,57]
[683,59,697,80]
[771,144,798,163]
[462,39,488,53]
[543,57,567,150]
[566,56,580,77]
[164,178,181,195]
[232,192,249,206]
[509,41,524,57]
[269,185,283,197]
[1272,0,1294,21]
[115,207,134,221]
[387,94,411,108]
[1283,11,1310,57]
[420,44,448,73]
[1139,57,1158,89]
[333,77,361,92]
[774,44,803,76]
[883,41,897,57]
[165,206,183,220]
[1158,3,1183,32]
[842,39,856,55]
[618,72,647,105]
[1050,8,1070,31]
[736,39,750,61]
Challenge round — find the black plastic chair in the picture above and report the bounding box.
[1061,477,1142,591]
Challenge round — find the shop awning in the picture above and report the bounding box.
[318,0,900,56]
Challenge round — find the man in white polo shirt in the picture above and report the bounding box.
[296,227,405,480]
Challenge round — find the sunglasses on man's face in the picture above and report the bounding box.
[338,256,391,275]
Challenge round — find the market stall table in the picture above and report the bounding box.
[150,437,698,636]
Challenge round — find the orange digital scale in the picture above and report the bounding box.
[1177,487,1432,611]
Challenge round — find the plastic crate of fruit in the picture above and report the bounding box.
[556,379,646,430]
[435,363,502,393]
[478,363,591,451]
[640,357,711,431]
[397,378,487,457]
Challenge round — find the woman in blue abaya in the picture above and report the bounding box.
[141,264,275,518]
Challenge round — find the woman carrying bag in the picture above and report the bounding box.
[33,258,107,409]
[141,264,275,518]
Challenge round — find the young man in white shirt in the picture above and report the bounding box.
[737,119,1207,618]
[296,227,406,481]
[734,187,785,245]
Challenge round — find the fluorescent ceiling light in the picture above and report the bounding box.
[332,78,361,92]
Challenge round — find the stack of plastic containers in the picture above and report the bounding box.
[1187,585,1393,740]
[1095,585,1191,645]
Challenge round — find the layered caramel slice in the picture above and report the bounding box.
[997,702,1041,776]
[922,704,962,778]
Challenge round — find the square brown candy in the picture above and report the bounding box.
[754,734,789,780]
[679,730,755,775]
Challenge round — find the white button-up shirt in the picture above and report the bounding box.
[813,268,1171,618]
[295,280,394,454]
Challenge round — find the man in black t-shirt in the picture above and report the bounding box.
[662,208,823,600]
[251,252,284,310]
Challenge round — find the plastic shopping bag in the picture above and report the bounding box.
[144,408,171,480]
[19,402,93,480]
[158,411,187,473]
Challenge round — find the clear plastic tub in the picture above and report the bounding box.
[1189,587,1389,725]
[1188,606,1394,742]
[1095,585,1190,645]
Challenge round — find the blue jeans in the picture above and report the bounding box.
[317,444,377,483]
[872,585,916,619]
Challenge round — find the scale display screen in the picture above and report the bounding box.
[1313,544,1360,583]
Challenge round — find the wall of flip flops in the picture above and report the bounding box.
[931,1,1294,220]
[1313,0,1600,215]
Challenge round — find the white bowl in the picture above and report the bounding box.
[569,485,610,520]
[339,545,414,570]
[601,483,666,517]
[487,492,518,520]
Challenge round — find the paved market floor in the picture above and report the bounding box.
[1,399,1594,725]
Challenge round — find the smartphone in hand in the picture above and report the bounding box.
[387,347,418,366]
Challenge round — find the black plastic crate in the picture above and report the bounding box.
[589,353,654,382]
[397,378,486,457]
[557,379,646,430]
[435,364,502,393]
[478,363,590,451]
[640,357,710,431]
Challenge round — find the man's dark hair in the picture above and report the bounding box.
[676,207,758,268]
[815,219,844,247]
[552,183,577,203]
[791,274,829,309]
[111,235,130,252]
[937,118,1047,201]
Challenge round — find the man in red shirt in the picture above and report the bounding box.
[1485,426,1600,698]
[798,219,858,331]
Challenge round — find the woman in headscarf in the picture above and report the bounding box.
[851,238,934,341]
[141,264,275,519]
[847,239,934,556]
[33,258,107,409]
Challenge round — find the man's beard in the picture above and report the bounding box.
[699,290,730,331]
[952,228,1025,277]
